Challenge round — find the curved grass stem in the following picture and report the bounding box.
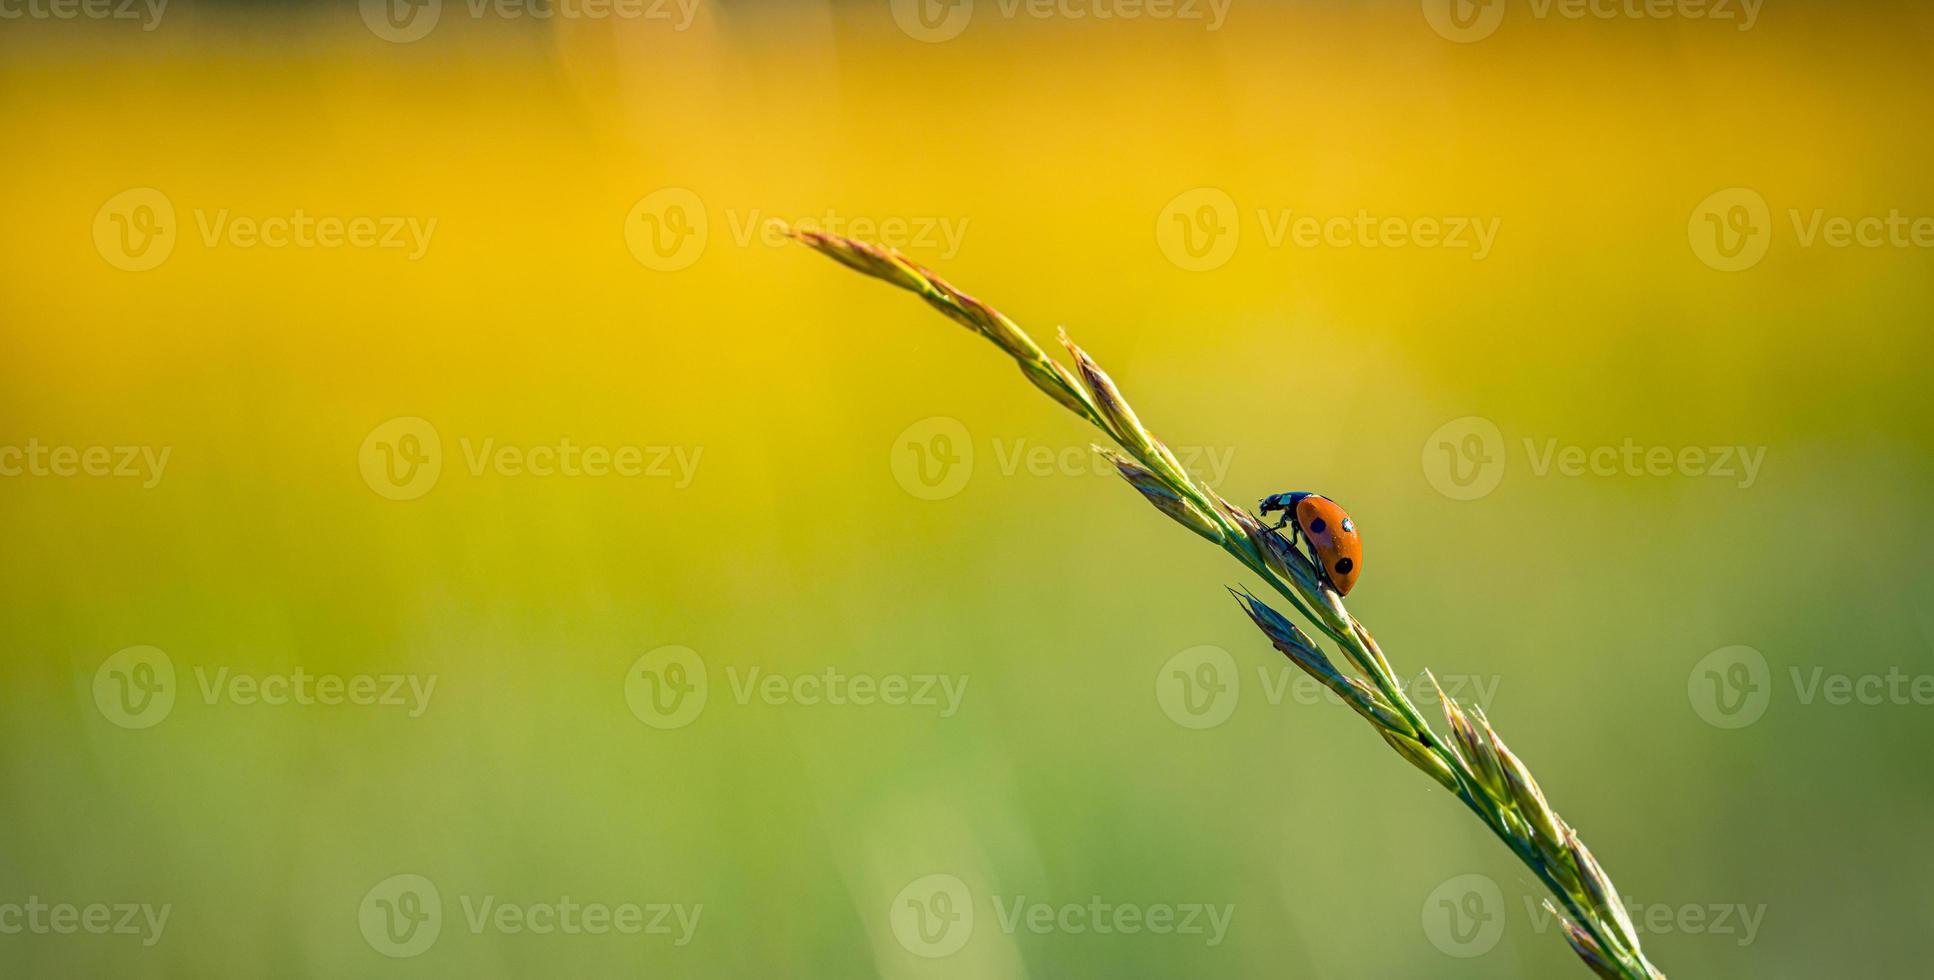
[789,228,1666,980]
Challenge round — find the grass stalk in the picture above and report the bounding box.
[789,228,1667,980]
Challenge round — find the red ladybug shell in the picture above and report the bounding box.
[1295,495,1363,595]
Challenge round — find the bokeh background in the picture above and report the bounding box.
[4,0,1933,976]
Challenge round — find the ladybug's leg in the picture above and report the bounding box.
[1274,517,1301,550]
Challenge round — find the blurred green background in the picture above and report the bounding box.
[3,1,1932,976]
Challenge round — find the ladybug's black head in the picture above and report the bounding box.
[1259,491,1318,514]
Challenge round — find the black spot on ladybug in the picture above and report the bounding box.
[1309,518,1327,534]
[1334,557,1354,575]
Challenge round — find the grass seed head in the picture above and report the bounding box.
[1059,332,1161,466]
[1379,729,1459,792]
[1548,901,1626,980]
[1493,729,1566,851]
[1567,830,1643,956]
[1101,446,1223,542]
[1433,676,1507,802]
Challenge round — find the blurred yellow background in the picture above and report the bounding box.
[3,1,1932,976]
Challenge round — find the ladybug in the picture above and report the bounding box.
[1258,491,1363,595]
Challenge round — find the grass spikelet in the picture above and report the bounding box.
[1432,675,1507,801]
[1101,446,1223,543]
[1549,901,1626,980]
